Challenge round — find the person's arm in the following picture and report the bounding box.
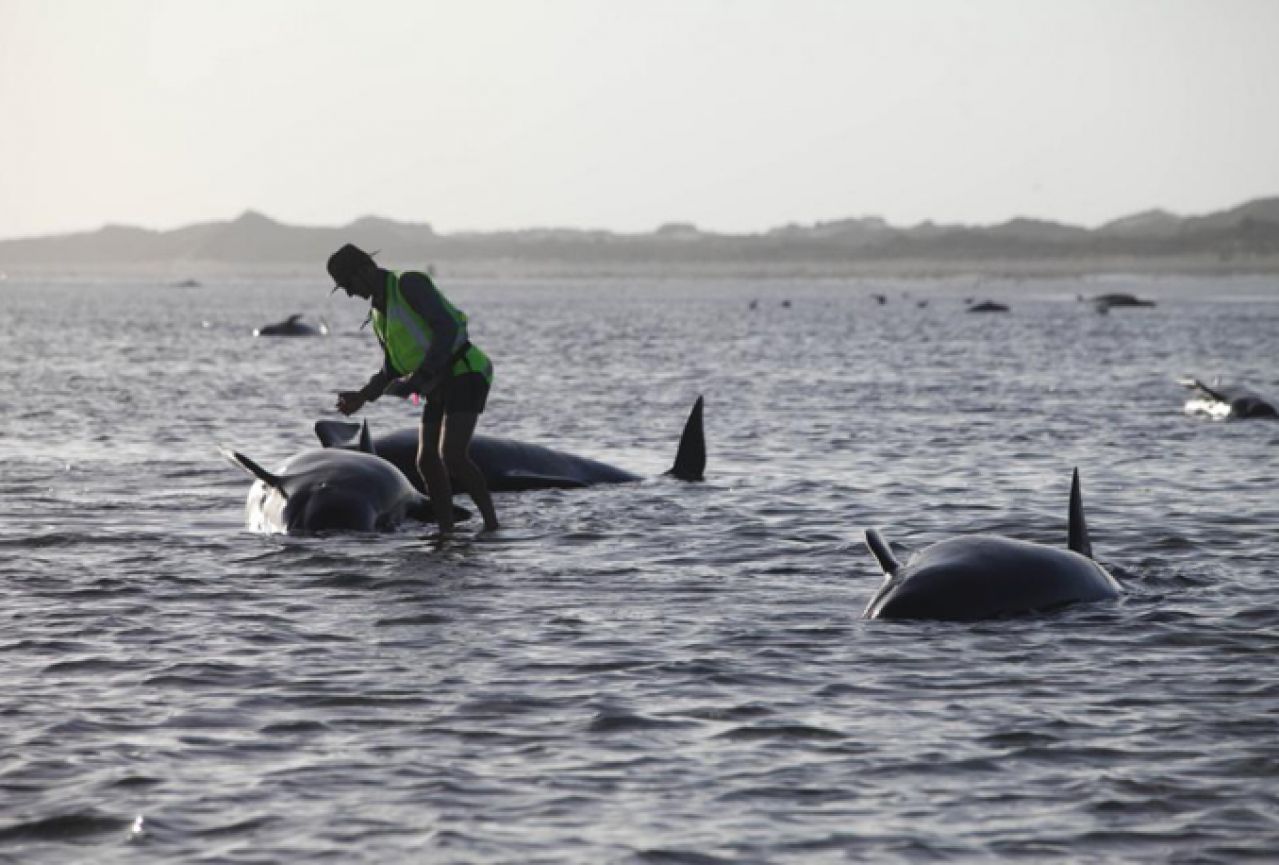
[336,364,392,415]
[399,271,461,379]
[359,366,393,401]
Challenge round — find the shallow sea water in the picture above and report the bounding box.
[1,273,1277,863]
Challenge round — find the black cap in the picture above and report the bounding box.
[326,243,376,289]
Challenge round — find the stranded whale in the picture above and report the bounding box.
[314,396,706,493]
[253,314,329,337]
[862,469,1122,621]
[221,446,467,534]
[1178,377,1277,420]
[1089,292,1156,311]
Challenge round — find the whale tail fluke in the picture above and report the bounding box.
[667,396,705,482]
[315,419,377,455]
[865,528,902,577]
[220,447,287,497]
[1068,467,1092,559]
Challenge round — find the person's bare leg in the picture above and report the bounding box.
[441,411,500,531]
[417,415,455,533]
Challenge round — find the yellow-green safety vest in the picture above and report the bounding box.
[371,272,493,383]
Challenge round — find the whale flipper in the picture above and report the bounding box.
[864,528,902,576]
[1068,468,1092,559]
[220,447,287,497]
[666,396,705,482]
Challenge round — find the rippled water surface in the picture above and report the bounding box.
[2,273,1278,863]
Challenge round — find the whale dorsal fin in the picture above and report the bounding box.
[314,419,377,455]
[1068,467,1093,558]
[220,447,287,498]
[667,395,705,482]
[864,528,901,576]
[286,313,303,324]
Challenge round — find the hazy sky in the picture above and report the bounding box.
[3,0,1278,239]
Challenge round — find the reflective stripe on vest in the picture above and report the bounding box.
[371,272,492,383]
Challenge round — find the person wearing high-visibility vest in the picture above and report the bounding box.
[327,243,499,534]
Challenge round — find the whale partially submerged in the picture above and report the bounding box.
[253,314,329,337]
[862,469,1122,621]
[314,396,706,493]
[1179,377,1277,420]
[221,446,467,534]
[1089,292,1155,311]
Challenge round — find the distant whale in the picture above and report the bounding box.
[253,314,329,337]
[1179,377,1277,419]
[862,469,1122,621]
[1089,292,1155,310]
[966,300,1009,313]
[315,396,706,493]
[221,446,467,534]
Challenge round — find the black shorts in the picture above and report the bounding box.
[422,372,490,424]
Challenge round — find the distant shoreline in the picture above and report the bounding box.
[4,197,1279,281]
[4,254,1279,282]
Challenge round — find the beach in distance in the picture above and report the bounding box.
[4,195,1279,281]
[2,271,1277,861]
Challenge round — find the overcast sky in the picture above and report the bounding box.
[2,0,1278,239]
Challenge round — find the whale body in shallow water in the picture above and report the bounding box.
[862,469,1122,621]
[966,300,1009,313]
[1090,292,1156,311]
[315,396,706,493]
[253,314,328,337]
[1179,377,1277,420]
[221,446,467,534]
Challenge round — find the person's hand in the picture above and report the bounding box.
[335,390,366,416]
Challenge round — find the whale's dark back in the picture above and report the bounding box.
[314,396,703,493]
[255,314,321,337]
[228,447,432,534]
[865,535,1121,621]
[370,429,642,492]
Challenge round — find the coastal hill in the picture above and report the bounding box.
[3,198,1278,277]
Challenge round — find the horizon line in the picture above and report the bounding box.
[4,192,1278,245]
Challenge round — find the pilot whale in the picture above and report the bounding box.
[314,396,706,493]
[221,446,468,534]
[1179,377,1277,420]
[862,469,1122,621]
[253,314,329,337]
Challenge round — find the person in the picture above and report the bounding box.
[327,243,499,534]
